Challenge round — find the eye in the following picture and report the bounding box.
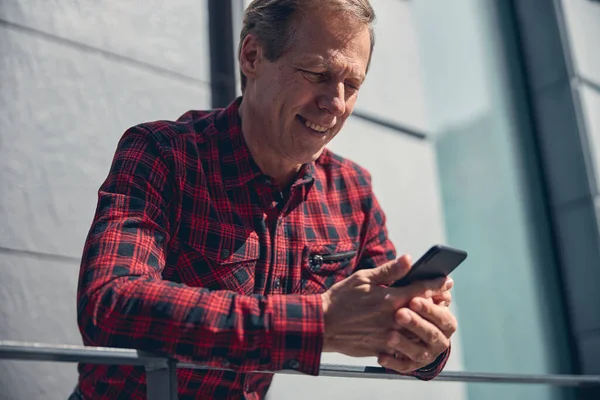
[345,82,359,92]
[344,82,360,95]
[301,70,328,81]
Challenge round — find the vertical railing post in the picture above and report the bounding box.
[208,0,236,108]
[145,358,178,400]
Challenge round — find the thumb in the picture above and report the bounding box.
[368,254,412,285]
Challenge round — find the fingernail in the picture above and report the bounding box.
[398,310,412,324]
[412,300,423,311]
[446,278,454,289]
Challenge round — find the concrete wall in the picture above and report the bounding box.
[0,1,466,399]
[0,1,211,398]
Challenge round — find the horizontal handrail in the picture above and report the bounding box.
[0,340,168,367]
[2,340,600,387]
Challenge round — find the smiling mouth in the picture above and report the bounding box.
[297,115,330,133]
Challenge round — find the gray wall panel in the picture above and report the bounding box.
[580,84,600,191]
[511,0,568,90]
[0,25,210,259]
[0,255,80,345]
[580,332,600,375]
[533,80,591,206]
[0,0,210,82]
[0,360,77,400]
[0,253,80,399]
[351,0,430,131]
[554,201,600,335]
[561,0,600,86]
[1,16,209,398]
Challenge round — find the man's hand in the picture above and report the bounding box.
[377,297,457,373]
[320,255,453,358]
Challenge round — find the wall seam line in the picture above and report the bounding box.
[0,18,213,88]
[0,246,81,263]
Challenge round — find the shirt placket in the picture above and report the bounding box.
[269,181,310,295]
[254,176,310,295]
[266,190,285,294]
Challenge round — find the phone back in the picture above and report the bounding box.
[392,245,467,287]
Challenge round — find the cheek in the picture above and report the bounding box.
[278,75,310,109]
[345,95,358,111]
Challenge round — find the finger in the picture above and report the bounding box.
[399,328,421,343]
[408,297,457,338]
[394,276,453,301]
[431,291,452,307]
[394,308,450,355]
[385,330,432,364]
[368,254,412,285]
[377,352,422,373]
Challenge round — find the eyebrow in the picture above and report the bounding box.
[295,56,326,68]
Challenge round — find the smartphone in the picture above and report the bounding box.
[391,244,467,287]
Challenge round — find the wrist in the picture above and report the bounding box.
[320,292,334,352]
[320,292,331,316]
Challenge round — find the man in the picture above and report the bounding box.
[72,0,457,398]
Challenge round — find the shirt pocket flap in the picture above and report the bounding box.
[181,221,260,264]
[301,241,358,294]
[177,223,260,293]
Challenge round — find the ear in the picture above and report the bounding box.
[239,34,263,83]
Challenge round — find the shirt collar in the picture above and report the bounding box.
[216,97,315,191]
[215,97,263,190]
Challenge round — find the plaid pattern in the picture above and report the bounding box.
[75,98,449,399]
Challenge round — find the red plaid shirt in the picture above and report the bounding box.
[75,98,449,399]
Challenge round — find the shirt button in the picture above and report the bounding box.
[220,248,230,259]
[222,359,230,368]
[286,359,300,370]
[273,278,281,290]
[244,383,250,392]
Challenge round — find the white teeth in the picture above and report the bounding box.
[304,119,328,133]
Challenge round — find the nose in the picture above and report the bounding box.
[317,82,346,117]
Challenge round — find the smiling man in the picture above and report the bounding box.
[71,1,457,399]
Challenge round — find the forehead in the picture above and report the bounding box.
[285,11,371,74]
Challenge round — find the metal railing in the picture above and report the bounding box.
[2,340,600,399]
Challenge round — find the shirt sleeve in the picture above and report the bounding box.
[76,126,323,375]
[357,186,451,380]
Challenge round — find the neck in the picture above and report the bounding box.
[238,98,301,188]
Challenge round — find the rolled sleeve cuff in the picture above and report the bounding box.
[269,294,324,376]
[413,345,451,380]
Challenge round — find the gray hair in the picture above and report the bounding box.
[238,0,376,92]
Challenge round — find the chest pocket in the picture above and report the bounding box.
[301,241,358,294]
[177,222,260,295]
